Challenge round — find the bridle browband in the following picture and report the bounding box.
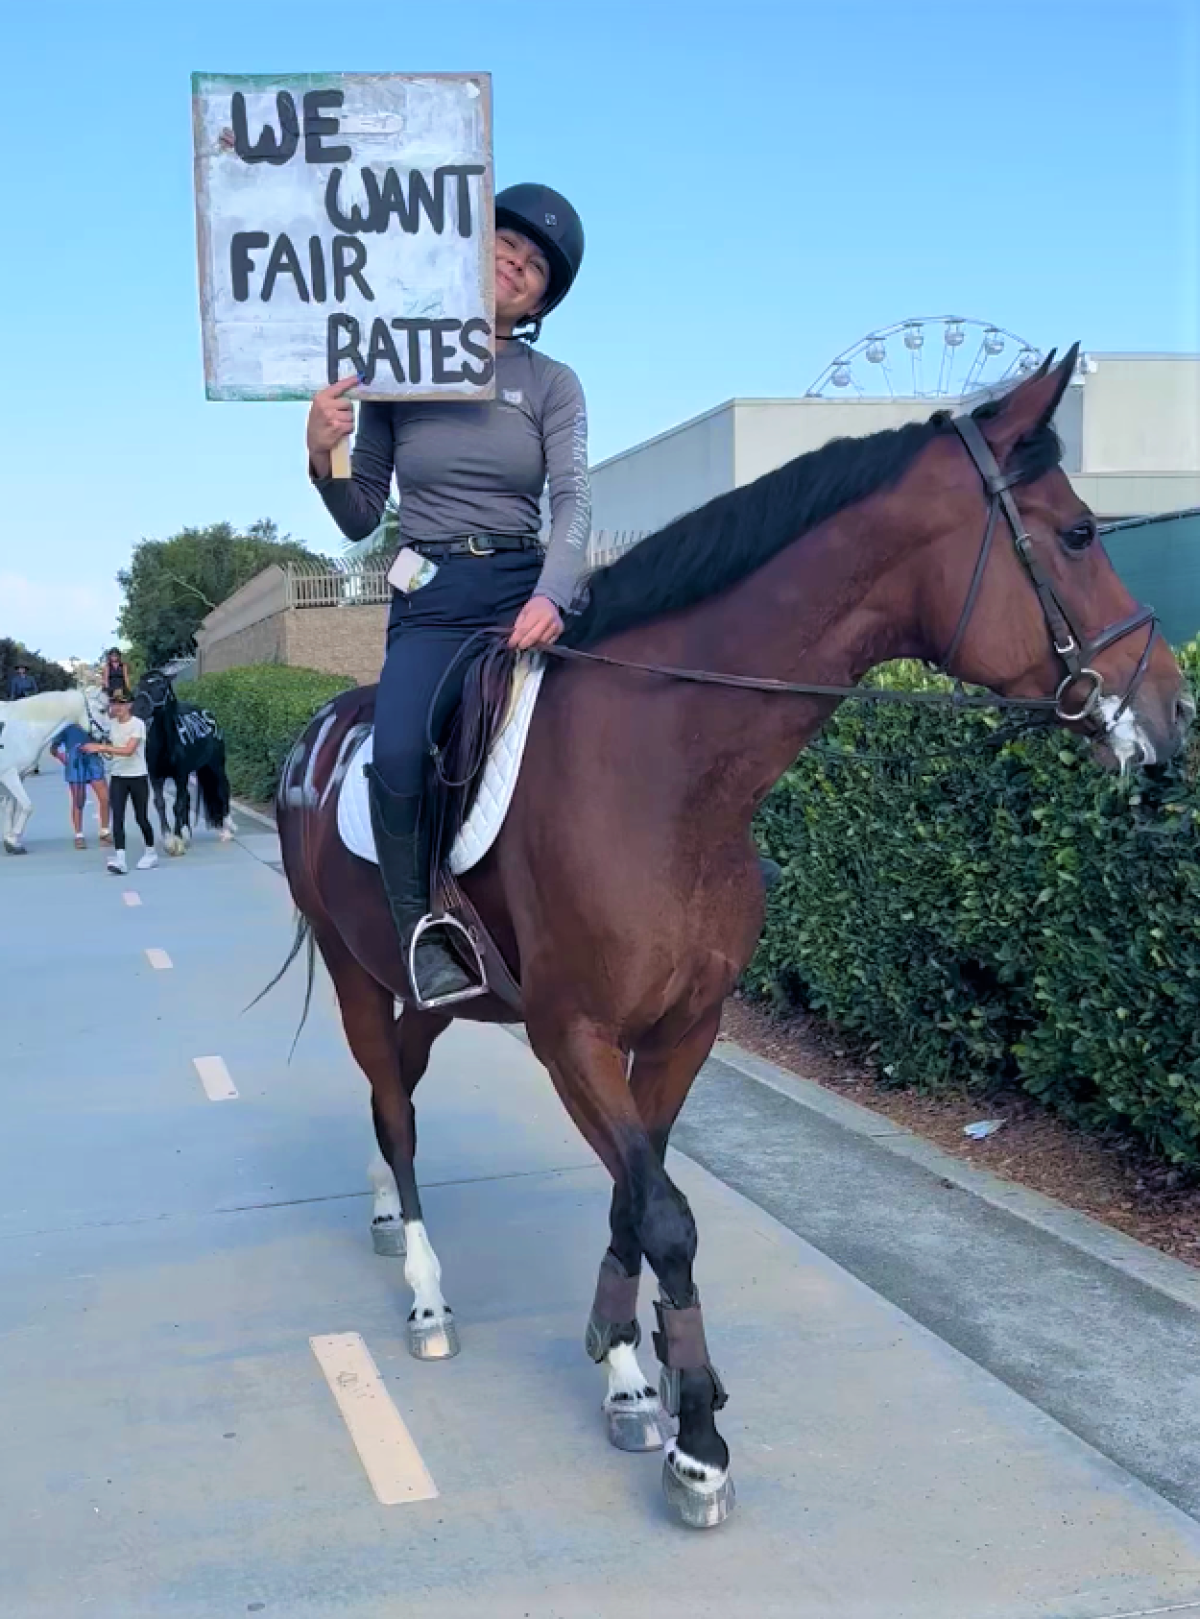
[539,411,1159,731]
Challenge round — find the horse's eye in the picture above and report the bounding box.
[1062,517,1097,553]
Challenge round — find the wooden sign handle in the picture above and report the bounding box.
[329,436,352,480]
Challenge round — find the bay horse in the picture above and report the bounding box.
[272,351,1189,1528]
[133,670,235,855]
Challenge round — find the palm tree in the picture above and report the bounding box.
[342,497,399,565]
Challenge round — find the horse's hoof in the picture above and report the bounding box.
[371,1219,405,1257]
[605,1398,667,1452]
[662,1449,735,1529]
[219,829,234,844]
[4,841,27,856]
[407,1311,460,1360]
[166,838,185,857]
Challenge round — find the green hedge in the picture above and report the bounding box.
[177,666,355,803]
[749,644,1200,1164]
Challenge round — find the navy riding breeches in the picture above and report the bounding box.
[372,549,543,800]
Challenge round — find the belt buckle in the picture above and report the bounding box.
[467,536,496,557]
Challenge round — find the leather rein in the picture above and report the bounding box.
[546,412,1158,730]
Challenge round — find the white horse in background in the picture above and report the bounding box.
[0,688,109,854]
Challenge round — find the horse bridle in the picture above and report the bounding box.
[943,415,1158,726]
[81,687,108,739]
[529,411,1161,735]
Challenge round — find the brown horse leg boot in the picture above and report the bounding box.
[584,1252,666,1451]
[366,764,482,1007]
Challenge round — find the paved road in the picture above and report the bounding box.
[3,774,1200,1618]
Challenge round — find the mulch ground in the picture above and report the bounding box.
[719,996,1200,1269]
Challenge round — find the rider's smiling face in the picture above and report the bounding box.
[495,229,549,332]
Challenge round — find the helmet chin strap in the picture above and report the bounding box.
[504,314,543,344]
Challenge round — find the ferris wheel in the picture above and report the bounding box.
[806,317,1051,400]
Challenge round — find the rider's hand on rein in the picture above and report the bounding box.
[509,596,564,652]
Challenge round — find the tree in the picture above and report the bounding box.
[117,520,323,668]
[0,638,72,693]
[342,497,399,563]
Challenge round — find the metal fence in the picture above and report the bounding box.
[281,530,649,611]
[284,559,392,609]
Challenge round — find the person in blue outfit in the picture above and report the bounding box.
[7,663,38,700]
[51,722,111,850]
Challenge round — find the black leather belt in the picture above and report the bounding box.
[413,534,543,559]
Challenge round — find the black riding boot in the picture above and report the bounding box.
[366,764,482,1006]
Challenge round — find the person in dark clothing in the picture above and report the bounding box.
[102,648,131,698]
[7,664,37,701]
[307,183,589,1008]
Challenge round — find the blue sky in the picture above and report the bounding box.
[2,0,1196,659]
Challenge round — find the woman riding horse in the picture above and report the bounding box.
[306,184,589,1008]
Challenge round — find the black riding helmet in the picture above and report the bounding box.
[495,183,585,323]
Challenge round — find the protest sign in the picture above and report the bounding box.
[191,72,494,407]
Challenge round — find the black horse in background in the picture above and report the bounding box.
[133,670,235,854]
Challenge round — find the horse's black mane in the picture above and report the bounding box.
[563,398,1063,650]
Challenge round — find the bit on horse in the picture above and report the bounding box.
[133,670,235,855]
[270,351,1189,1528]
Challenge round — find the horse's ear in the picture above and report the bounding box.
[980,343,1079,465]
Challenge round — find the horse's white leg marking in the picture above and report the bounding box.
[403,1222,448,1321]
[600,1338,667,1450]
[665,1439,730,1494]
[604,1341,658,1408]
[402,1219,459,1357]
[369,1152,401,1227]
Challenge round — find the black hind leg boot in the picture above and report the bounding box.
[366,764,482,1007]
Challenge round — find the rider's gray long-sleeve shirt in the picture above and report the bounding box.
[313,340,592,612]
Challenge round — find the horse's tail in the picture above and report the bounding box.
[196,756,231,827]
[244,911,316,1060]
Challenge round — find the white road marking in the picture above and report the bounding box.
[145,948,173,970]
[193,1056,238,1101]
[310,1332,438,1506]
[122,891,142,908]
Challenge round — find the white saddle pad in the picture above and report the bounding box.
[338,659,545,876]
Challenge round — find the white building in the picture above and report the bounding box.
[591,354,1200,533]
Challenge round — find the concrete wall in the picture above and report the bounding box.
[732,397,943,485]
[1072,473,1200,520]
[195,563,388,684]
[589,403,736,533]
[1082,357,1200,474]
[591,391,1090,537]
[197,611,286,674]
[284,606,388,685]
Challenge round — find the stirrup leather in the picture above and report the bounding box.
[408,912,488,1011]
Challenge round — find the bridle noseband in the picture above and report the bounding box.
[944,415,1158,727]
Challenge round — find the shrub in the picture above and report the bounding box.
[748,650,1200,1164]
[177,666,355,803]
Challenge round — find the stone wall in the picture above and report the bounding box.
[195,564,388,684]
[284,606,387,685]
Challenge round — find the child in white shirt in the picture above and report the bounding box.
[81,691,158,875]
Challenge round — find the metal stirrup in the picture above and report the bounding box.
[407,913,487,1011]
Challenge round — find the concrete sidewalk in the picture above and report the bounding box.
[2,774,1200,1618]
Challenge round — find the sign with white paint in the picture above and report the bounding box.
[191,73,495,401]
